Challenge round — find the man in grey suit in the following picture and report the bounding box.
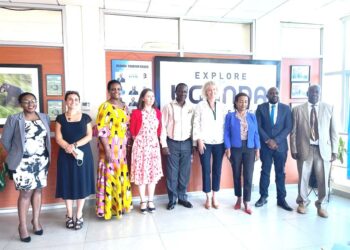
[290,85,338,218]
[255,87,293,211]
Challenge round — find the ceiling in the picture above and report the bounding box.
[0,0,350,23]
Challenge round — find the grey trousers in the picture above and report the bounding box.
[296,145,331,209]
[166,138,192,202]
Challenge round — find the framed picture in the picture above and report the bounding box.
[290,82,309,99]
[47,100,63,121]
[290,65,310,82]
[46,74,62,96]
[0,64,42,126]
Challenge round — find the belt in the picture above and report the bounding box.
[310,144,319,147]
[167,137,191,142]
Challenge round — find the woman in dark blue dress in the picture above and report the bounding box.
[55,91,95,230]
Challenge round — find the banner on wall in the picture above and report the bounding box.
[111,60,152,110]
[155,57,280,110]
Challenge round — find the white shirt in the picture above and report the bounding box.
[193,100,229,144]
[160,100,194,148]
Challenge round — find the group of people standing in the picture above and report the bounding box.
[0,80,338,243]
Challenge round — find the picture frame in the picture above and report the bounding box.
[290,65,310,82]
[290,82,309,99]
[46,74,62,96]
[0,64,43,126]
[47,100,63,121]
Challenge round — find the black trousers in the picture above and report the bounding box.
[230,141,255,202]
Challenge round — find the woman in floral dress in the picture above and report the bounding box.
[130,88,163,213]
[95,80,133,220]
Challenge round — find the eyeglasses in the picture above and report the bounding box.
[110,87,122,91]
[21,100,37,105]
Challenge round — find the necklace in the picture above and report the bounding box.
[66,111,79,121]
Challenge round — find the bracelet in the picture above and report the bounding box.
[74,142,78,148]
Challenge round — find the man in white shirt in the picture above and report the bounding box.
[161,83,194,210]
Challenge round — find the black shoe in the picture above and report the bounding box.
[167,201,176,210]
[18,227,31,243]
[34,229,43,235]
[178,199,193,208]
[277,200,293,211]
[255,197,268,207]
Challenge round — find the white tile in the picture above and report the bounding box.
[85,210,158,241]
[84,235,165,250]
[160,226,246,250]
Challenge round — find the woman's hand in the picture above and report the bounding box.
[65,144,74,154]
[255,150,260,161]
[197,139,206,155]
[225,148,231,159]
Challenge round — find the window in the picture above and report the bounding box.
[182,20,251,54]
[0,8,63,45]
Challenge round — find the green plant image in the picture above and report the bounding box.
[337,136,347,164]
[0,73,32,117]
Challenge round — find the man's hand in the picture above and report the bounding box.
[266,139,278,150]
[161,147,170,156]
[291,153,299,160]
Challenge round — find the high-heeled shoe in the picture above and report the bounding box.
[234,201,241,210]
[31,220,43,235]
[244,208,252,215]
[18,226,31,243]
[212,197,219,209]
[147,201,156,213]
[140,201,148,214]
[243,202,252,215]
[204,199,211,209]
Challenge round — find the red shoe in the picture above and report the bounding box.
[234,202,241,210]
[244,208,252,215]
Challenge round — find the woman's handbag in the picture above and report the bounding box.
[0,163,8,192]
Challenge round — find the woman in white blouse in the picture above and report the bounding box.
[193,81,228,209]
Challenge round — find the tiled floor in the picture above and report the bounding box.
[1,185,350,250]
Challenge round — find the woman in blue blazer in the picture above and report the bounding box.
[1,92,51,242]
[224,92,260,215]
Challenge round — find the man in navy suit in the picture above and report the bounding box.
[255,87,293,211]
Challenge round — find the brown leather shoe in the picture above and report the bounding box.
[297,204,306,214]
[317,208,328,218]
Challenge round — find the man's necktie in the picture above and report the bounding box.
[310,105,319,141]
[270,104,275,125]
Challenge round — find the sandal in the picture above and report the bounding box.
[140,201,147,214]
[147,201,156,213]
[65,215,74,229]
[75,217,84,230]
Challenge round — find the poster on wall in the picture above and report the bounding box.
[47,100,63,121]
[155,57,280,111]
[111,60,152,110]
[0,64,42,126]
